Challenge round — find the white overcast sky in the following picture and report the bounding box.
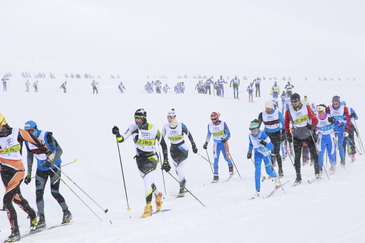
[1,0,364,65]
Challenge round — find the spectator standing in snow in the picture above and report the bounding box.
[2,77,8,91]
[23,120,72,229]
[161,109,198,197]
[203,112,234,183]
[112,109,171,218]
[254,77,261,97]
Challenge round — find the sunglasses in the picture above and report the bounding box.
[250,129,258,133]
[332,102,339,105]
[211,118,217,121]
[291,100,299,103]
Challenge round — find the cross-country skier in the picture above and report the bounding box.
[60,81,67,93]
[258,101,285,177]
[112,109,171,218]
[161,109,198,197]
[217,75,226,97]
[247,82,254,102]
[285,93,320,185]
[24,120,72,229]
[247,119,280,199]
[270,81,280,101]
[203,112,234,182]
[230,76,240,99]
[315,105,336,173]
[326,95,351,166]
[118,82,126,93]
[0,114,53,242]
[91,80,98,94]
[205,77,214,95]
[284,81,294,97]
[341,101,358,162]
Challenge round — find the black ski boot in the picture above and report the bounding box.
[38,213,46,229]
[62,208,72,224]
[5,228,20,242]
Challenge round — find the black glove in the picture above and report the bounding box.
[306,123,316,130]
[287,135,293,143]
[280,133,285,142]
[221,138,227,143]
[24,172,32,185]
[350,113,356,118]
[43,161,53,168]
[112,126,120,136]
[203,142,208,150]
[192,142,198,154]
[328,117,335,123]
[259,139,266,146]
[247,152,252,159]
[162,161,171,172]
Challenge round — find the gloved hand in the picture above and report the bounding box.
[112,126,121,136]
[24,172,32,185]
[203,142,208,150]
[306,123,313,130]
[46,151,55,162]
[350,113,356,118]
[247,152,252,159]
[343,132,349,137]
[328,117,335,123]
[161,161,171,172]
[258,139,267,146]
[221,138,227,143]
[280,133,285,142]
[191,142,198,154]
[43,161,53,168]
[287,135,293,143]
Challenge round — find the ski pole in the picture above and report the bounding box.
[261,145,286,194]
[115,139,132,212]
[205,150,214,173]
[197,152,214,165]
[157,144,167,195]
[354,120,365,153]
[31,159,77,179]
[52,164,108,213]
[166,171,205,207]
[49,167,103,222]
[228,152,241,179]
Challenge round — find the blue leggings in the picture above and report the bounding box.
[254,152,277,191]
[213,142,232,174]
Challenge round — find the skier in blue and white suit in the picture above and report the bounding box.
[162,109,198,196]
[315,105,336,172]
[326,95,351,166]
[247,119,279,198]
[203,112,233,183]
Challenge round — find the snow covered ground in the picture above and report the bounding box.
[0,68,364,243]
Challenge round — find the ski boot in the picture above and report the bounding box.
[252,190,260,199]
[274,177,280,188]
[177,179,186,198]
[212,173,219,183]
[141,205,152,218]
[294,174,302,186]
[228,165,234,175]
[278,168,284,178]
[5,228,20,242]
[29,211,38,231]
[155,192,163,210]
[62,208,72,224]
[38,213,46,229]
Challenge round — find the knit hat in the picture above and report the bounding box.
[167,108,176,117]
[317,105,326,112]
[291,93,300,102]
[265,101,274,109]
[0,114,7,125]
[134,108,147,118]
[332,95,340,103]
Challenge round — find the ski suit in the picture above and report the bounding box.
[25,131,69,214]
[230,78,240,99]
[0,126,49,232]
[258,109,285,175]
[327,105,350,163]
[205,120,232,174]
[248,130,276,191]
[316,114,336,168]
[343,106,358,156]
[162,122,196,184]
[270,85,280,100]
[117,123,168,206]
[285,103,319,180]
